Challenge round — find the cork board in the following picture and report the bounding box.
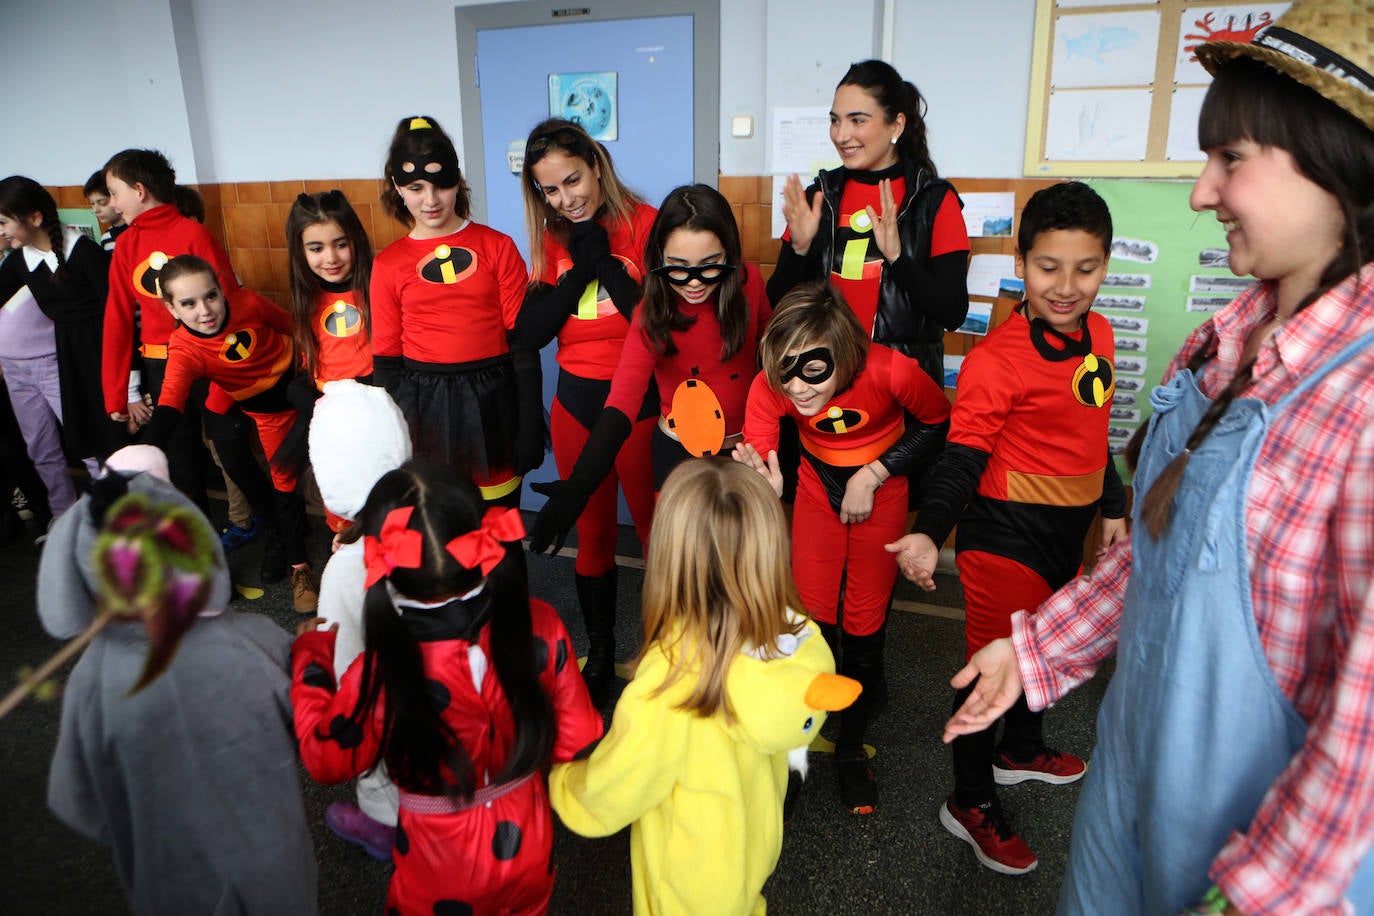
[1023,0,1292,177]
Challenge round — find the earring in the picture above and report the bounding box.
[890,137,898,145]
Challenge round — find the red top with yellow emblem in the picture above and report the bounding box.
[370,222,526,365]
[310,285,372,388]
[536,202,657,380]
[101,203,241,414]
[158,287,294,412]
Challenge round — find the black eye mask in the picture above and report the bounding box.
[651,263,737,287]
[780,346,835,384]
[390,118,462,189]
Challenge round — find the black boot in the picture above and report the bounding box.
[260,526,287,583]
[575,568,618,707]
[835,627,887,814]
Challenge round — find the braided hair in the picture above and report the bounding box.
[0,176,67,279]
[1133,57,1374,538]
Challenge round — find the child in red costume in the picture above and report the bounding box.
[293,460,603,915]
[514,119,658,706]
[887,181,1127,875]
[525,185,770,704]
[371,116,541,507]
[141,255,317,611]
[736,281,949,815]
[286,190,374,391]
[100,151,240,501]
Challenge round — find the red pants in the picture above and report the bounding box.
[791,463,908,637]
[550,399,655,577]
[243,408,298,492]
[956,551,1061,661]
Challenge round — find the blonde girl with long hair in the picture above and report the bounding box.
[549,458,858,914]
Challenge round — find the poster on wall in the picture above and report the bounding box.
[548,71,618,141]
[1085,180,1239,480]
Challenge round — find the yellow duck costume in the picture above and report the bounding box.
[549,615,858,914]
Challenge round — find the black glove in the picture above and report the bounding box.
[567,220,611,277]
[511,346,547,476]
[596,257,640,321]
[527,408,632,554]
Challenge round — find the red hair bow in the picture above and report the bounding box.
[446,507,525,576]
[363,506,424,588]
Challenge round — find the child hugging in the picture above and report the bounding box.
[549,458,859,915]
[736,280,950,815]
[292,460,603,915]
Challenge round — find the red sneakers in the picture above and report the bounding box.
[940,795,1038,875]
[992,747,1087,786]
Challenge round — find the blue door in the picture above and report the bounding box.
[470,14,699,514]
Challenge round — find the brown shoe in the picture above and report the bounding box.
[292,565,318,614]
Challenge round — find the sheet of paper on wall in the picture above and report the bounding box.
[967,254,1016,299]
[1165,87,1208,162]
[1045,89,1152,161]
[1172,4,1291,84]
[958,301,993,336]
[961,192,1015,238]
[770,107,838,175]
[943,355,965,390]
[1050,9,1162,89]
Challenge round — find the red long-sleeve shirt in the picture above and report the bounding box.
[159,288,293,412]
[102,203,239,413]
[370,223,525,365]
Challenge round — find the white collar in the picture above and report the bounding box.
[22,226,82,272]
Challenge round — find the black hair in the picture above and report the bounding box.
[1017,181,1113,256]
[0,175,67,278]
[103,149,176,205]
[837,60,938,178]
[173,186,205,223]
[82,170,109,198]
[285,190,374,380]
[639,184,750,360]
[380,115,470,227]
[1133,57,1374,538]
[346,460,553,797]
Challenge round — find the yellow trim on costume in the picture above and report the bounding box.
[479,475,521,500]
[840,238,869,280]
[575,279,600,320]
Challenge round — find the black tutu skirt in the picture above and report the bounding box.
[385,353,519,492]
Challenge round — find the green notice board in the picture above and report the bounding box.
[1084,179,1243,483]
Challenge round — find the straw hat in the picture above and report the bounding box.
[1196,0,1374,131]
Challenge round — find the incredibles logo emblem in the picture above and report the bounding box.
[813,405,869,435]
[321,300,362,338]
[416,244,476,285]
[1071,353,1115,408]
[132,250,171,298]
[834,211,881,282]
[221,329,254,363]
[563,254,641,321]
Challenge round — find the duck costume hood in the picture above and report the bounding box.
[308,379,412,521]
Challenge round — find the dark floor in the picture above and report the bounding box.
[0,505,1109,916]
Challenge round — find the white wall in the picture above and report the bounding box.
[0,0,1039,185]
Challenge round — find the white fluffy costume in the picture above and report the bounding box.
[40,458,318,915]
[307,379,412,825]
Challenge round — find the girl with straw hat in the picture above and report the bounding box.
[926,0,1374,911]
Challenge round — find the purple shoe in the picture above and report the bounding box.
[325,801,395,860]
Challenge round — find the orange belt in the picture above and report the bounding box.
[800,424,902,467]
[139,343,168,359]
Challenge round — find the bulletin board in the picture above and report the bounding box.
[1023,0,1291,178]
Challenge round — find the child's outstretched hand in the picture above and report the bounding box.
[884,532,939,591]
[732,442,783,497]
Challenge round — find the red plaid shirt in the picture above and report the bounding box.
[1012,266,1374,915]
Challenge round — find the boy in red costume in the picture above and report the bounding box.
[887,181,1127,875]
[141,255,317,611]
